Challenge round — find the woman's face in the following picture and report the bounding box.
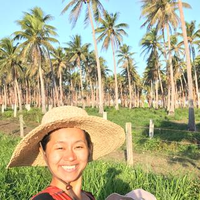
[44,128,89,186]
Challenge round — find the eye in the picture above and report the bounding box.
[56,146,64,150]
[75,145,83,149]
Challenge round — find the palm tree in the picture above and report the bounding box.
[65,35,90,108]
[95,12,128,110]
[51,47,67,106]
[140,0,181,114]
[140,28,163,109]
[0,37,23,117]
[184,21,200,108]
[177,0,196,131]
[61,0,105,113]
[14,7,58,113]
[117,44,135,109]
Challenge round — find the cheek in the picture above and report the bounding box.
[79,149,89,162]
[47,151,62,164]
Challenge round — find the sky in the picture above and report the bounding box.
[0,0,200,76]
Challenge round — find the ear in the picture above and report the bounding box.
[39,144,48,165]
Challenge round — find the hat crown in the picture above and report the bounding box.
[41,106,88,125]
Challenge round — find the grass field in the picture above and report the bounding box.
[0,107,200,199]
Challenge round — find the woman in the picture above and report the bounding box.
[7,106,125,200]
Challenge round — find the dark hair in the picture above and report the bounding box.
[40,129,93,161]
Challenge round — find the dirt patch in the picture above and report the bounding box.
[1,119,199,177]
[0,119,38,136]
[104,150,200,178]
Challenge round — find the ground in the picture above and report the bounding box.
[1,119,199,178]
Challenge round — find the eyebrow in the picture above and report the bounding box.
[54,140,86,144]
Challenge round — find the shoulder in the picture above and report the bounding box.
[31,192,55,200]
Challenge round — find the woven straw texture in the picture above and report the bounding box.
[7,106,125,168]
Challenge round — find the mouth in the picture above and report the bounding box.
[61,165,77,172]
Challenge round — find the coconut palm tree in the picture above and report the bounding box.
[14,7,58,113]
[65,35,90,108]
[184,21,200,108]
[95,12,128,110]
[61,0,105,113]
[140,28,163,109]
[117,44,135,109]
[0,37,23,116]
[51,47,67,106]
[140,0,180,114]
[177,0,196,131]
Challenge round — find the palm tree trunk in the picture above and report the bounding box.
[13,83,17,117]
[59,71,64,106]
[127,64,132,109]
[194,66,200,108]
[15,78,22,111]
[178,0,196,131]
[87,2,103,113]
[38,65,46,113]
[47,49,59,106]
[166,24,175,114]
[110,36,119,110]
[78,59,85,109]
[155,79,158,109]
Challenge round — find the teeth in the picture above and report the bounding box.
[62,165,76,170]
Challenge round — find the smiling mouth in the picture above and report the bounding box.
[62,165,76,172]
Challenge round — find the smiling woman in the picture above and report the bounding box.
[7,106,125,200]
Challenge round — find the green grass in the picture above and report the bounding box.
[86,107,200,160]
[1,107,200,199]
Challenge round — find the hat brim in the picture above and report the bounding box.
[7,116,125,168]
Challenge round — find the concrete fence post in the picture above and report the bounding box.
[103,112,107,120]
[126,122,133,165]
[149,119,154,139]
[19,114,24,138]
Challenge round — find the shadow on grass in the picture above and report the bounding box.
[97,167,131,199]
[134,120,200,169]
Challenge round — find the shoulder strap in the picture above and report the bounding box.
[31,186,72,200]
[31,192,55,200]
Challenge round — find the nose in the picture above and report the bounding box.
[63,148,76,161]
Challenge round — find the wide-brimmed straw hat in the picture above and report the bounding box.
[7,106,125,168]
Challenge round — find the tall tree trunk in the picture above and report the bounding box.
[78,58,85,109]
[127,63,132,109]
[13,83,17,117]
[178,0,196,131]
[87,2,103,113]
[47,49,59,106]
[155,79,158,109]
[111,36,119,110]
[89,79,95,108]
[166,24,175,114]
[15,78,22,111]
[194,65,200,108]
[59,71,64,106]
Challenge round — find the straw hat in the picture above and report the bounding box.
[106,189,157,200]
[7,106,125,168]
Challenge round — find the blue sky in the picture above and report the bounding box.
[0,0,200,76]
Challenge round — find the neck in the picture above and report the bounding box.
[50,176,82,199]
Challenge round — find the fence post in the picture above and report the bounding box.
[19,114,24,138]
[149,119,154,139]
[1,105,4,113]
[103,112,107,120]
[126,122,133,165]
